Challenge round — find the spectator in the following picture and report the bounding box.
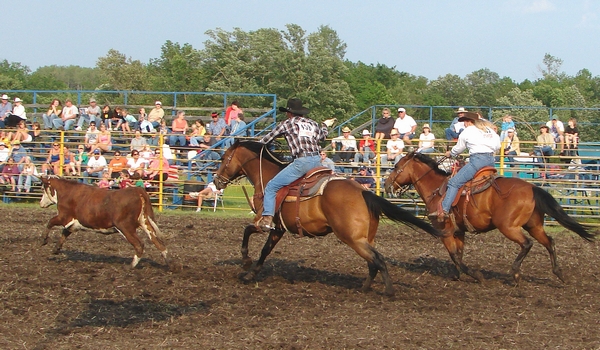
[41,99,61,130]
[83,149,108,184]
[147,101,164,129]
[42,142,63,175]
[499,115,515,141]
[224,113,247,148]
[126,149,145,177]
[353,166,375,189]
[10,120,32,143]
[416,124,436,154]
[84,121,100,151]
[532,125,555,165]
[5,97,27,128]
[144,154,170,183]
[109,106,123,130]
[97,171,112,189]
[546,117,565,155]
[192,134,221,169]
[190,182,221,212]
[502,128,520,167]
[16,156,39,193]
[374,108,395,140]
[445,107,467,149]
[107,150,127,179]
[331,126,357,163]
[169,110,188,147]
[138,108,156,134]
[9,140,28,171]
[88,124,112,154]
[73,144,89,176]
[100,105,115,130]
[225,101,242,126]
[0,94,12,128]
[53,99,78,130]
[319,150,335,171]
[0,142,10,171]
[354,129,375,164]
[0,157,20,191]
[120,108,138,133]
[393,107,417,147]
[206,112,227,140]
[62,146,76,176]
[139,144,154,165]
[28,122,42,144]
[383,129,404,165]
[564,117,579,156]
[117,169,132,189]
[189,120,207,147]
[130,130,148,152]
[75,98,100,131]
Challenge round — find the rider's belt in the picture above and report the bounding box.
[473,152,494,156]
[296,151,319,158]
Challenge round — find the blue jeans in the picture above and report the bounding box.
[441,153,495,213]
[533,146,553,164]
[76,114,97,129]
[53,118,76,130]
[263,155,321,216]
[169,133,187,147]
[42,113,59,129]
[17,174,39,192]
[354,148,375,163]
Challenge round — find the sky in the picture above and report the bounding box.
[5,0,600,83]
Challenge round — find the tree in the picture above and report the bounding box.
[0,60,30,90]
[96,49,149,91]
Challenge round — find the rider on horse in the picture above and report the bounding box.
[257,98,335,231]
[429,111,501,223]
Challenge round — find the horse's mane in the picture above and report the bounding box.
[411,152,451,176]
[234,140,288,169]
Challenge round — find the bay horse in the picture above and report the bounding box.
[383,152,595,283]
[213,140,441,296]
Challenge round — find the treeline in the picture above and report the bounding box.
[3,24,600,128]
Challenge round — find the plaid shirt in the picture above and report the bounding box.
[260,116,328,158]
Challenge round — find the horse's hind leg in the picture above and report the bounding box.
[362,246,394,296]
[241,224,261,269]
[240,229,285,282]
[525,225,564,282]
[441,235,483,282]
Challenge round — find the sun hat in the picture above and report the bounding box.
[362,129,371,136]
[507,128,515,133]
[341,126,351,133]
[89,98,96,103]
[422,123,430,129]
[155,101,162,105]
[14,97,22,103]
[12,140,20,145]
[390,129,399,135]
[1,94,8,100]
[397,107,406,113]
[455,107,468,113]
[278,98,310,115]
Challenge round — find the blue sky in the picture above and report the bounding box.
[5,0,600,82]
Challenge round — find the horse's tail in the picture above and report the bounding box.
[362,191,442,238]
[532,186,596,241]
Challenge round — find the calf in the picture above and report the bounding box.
[40,175,170,269]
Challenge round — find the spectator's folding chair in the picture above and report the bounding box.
[203,189,224,212]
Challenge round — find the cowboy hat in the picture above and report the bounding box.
[422,123,430,129]
[455,107,468,113]
[362,129,371,136]
[458,111,480,122]
[279,98,310,115]
[341,126,352,133]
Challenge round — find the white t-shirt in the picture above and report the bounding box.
[12,105,27,120]
[332,135,357,150]
[386,139,405,157]
[419,133,436,148]
[393,115,417,134]
[451,125,501,156]
[63,105,78,120]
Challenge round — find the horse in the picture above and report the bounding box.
[383,152,596,283]
[213,140,441,296]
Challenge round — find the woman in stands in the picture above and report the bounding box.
[88,124,112,154]
[17,156,39,193]
[10,120,32,143]
[42,99,62,130]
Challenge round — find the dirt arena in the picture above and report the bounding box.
[1,206,599,349]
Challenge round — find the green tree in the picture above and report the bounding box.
[0,60,30,90]
[96,49,149,91]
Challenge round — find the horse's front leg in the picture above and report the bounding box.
[241,224,261,269]
[441,234,483,283]
[240,228,285,282]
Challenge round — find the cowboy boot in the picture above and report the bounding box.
[258,215,274,232]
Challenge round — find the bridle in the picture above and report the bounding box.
[388,153,448,197]
[214,144,263,189]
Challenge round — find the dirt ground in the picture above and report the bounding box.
[1,206,600,349]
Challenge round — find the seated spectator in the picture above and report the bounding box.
[532,125,555,165]
[120,108,138,134]
[0,94,13,128]
[42,142,62,175]
[223,113,247,148]
[17,156,39,193]
[190,182,221,212]
[206,112,227,140]
[88,124,112,154]
[564,117,579,156]
[62,146,76,176]
[147,101,165,129]
[0,142,10,172]
[416,124,436,154]
[52,99,78,130]
[192,134,221,169]
[75,98,100,131]
[108,150,127,179]
[139,144,155,166]
[319,150,335,171]
[100,105,114,130]
[375,108,394,140]
[393,107,417,146]
[109,106,123,130]
[383,129,404,165]
[354,129,375,164]
[499,115,515,141]
[9,140,28,172]
[130,172,147,188]
[138,110,156,135]
[353,166,375,189]
[189,121,207,147]
[126,149,145,177]
[117,169,132,189]
[169,110,189,147]
[546,117,565,155]
[5,97,27,128]
[27,122,42,144]
[144,154,170,183]
[445,107,466,149]
[84,121,100,151]
[42,99,62,130]
[82,149,107,184]
[331,126,357,163]
[10,120,32,143]
[73,144,89,176]
[0,157,20,191]
[97,171,113,189]
[501,128,520,167]
[130,130,148,152]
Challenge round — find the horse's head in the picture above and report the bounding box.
[214,142,245,190]
[40,175,59,207]
[384,153,416,195]
[384,152,449,195]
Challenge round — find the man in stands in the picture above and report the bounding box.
[393,107,417,148]
[75,98,101,131]
[83,149,107,184]
[445,107,467,150]
[53,99,78,130]
[0,94,12,128]
[147,101,164,129]
[206,112,227,141]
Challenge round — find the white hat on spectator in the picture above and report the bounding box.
[155,101,162,105]
[455,107,468,113]
[423,124,430,129]
[397,107,406,113]
[14,97,22,103]
[1,94,8,100]
[362,129,371,136]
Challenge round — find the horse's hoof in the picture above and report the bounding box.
[554,269,566,283]
[239,271,256,283]
[241,258,253,270]
[384,288,395,297]
[472,271,485,283]
[513,272,522,285]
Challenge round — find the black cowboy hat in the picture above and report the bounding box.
[458,111,481,122]
[279,98,310,115]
